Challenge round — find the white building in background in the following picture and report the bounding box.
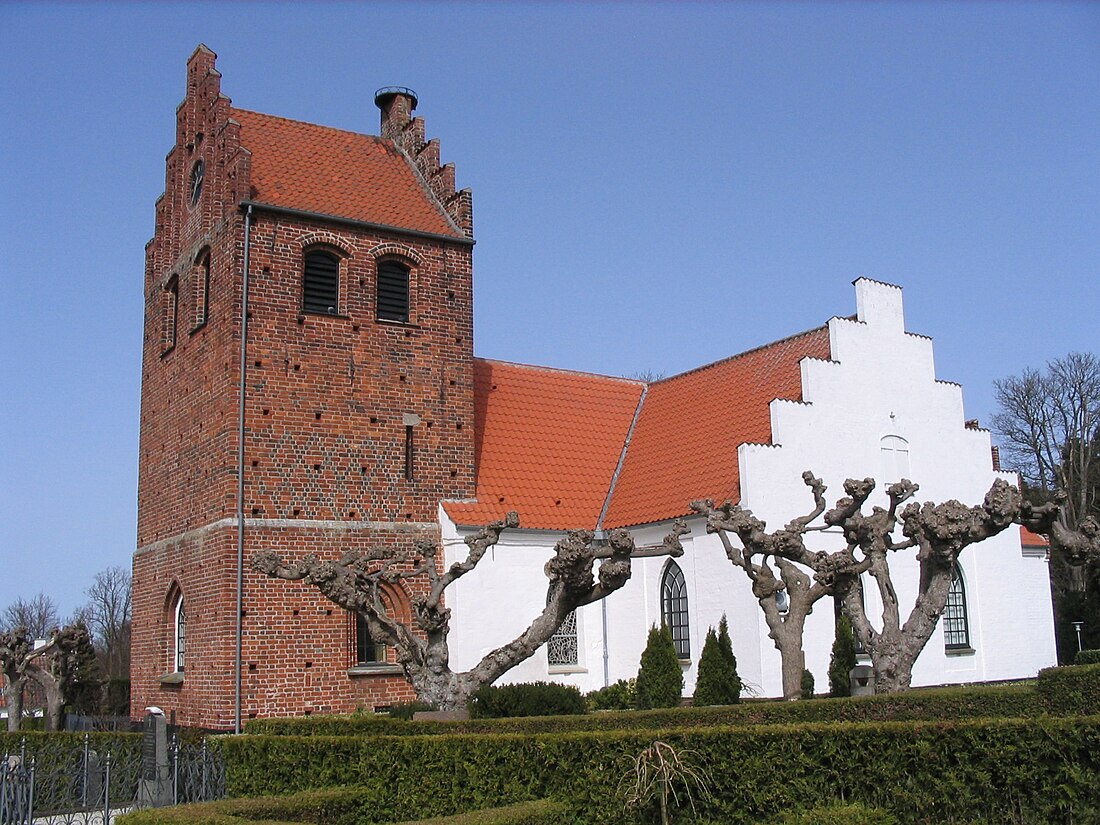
[441,278,1056,697]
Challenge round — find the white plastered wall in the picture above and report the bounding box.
[441,279,1056,698]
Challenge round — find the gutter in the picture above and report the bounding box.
[239,200,474,246]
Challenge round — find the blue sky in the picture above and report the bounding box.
[1,2,1098,619]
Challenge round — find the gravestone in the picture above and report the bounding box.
[136,709,173,807]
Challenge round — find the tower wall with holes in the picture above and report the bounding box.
[133,46,475,729]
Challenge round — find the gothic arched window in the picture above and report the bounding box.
[173,592,186,672]
[943,564,971,651]
[661,560,690,659]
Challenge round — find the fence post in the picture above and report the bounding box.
[81,731,90,808]
[201,738,209,801]
[26,757,35,825]
[103,751,112,824]
[171,734,179,806]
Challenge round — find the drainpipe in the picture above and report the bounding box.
[235,204,253,735]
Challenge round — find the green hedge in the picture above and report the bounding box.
[246,683,1044,738]
[1076,649,1100,665]
[221,715,1100,824]
[117,791,563,825]
[469,682,586,718]
[773,803,898,825]
[1036,663,1100,715]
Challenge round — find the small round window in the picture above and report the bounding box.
[189,159,205,207]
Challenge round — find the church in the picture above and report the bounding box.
[132,46,1055,730]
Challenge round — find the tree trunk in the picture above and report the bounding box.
[779,639,806,701]
[3,678,23,732]
[45,689,65,732]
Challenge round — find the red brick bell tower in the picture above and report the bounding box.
[132,45,476,729]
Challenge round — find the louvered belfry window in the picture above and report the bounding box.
[302,250,340,314]
[377,260,410,322]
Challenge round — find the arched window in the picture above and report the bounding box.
[173,593,186,672]
[302,249,340,315]
[194,250,211,328]
[880,435,910,482]
[355,612,386,665]
[546,587,579,668]
[162,274,179,350]
[661,560,690,659]
[943,564,970,651]
[376,260,410,322]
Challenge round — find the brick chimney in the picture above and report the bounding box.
[375,87,418,141]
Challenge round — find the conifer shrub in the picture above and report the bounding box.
[829,614,857,697]
[469,681,586,718]
[1077,649,1100,665]
[635,624,684,709]
[801,668,815,699]
[586,678,636,710]
[694,616,742,705]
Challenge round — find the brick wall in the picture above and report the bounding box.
[133,46,475,729]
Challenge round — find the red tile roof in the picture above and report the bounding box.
[603,326,833,527]
[1020,526,1049,547]
[443,360,644,531]
[232,108,461,237]
[445,327,832,531]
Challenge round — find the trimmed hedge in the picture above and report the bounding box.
[1077,649,1100,665]
[773,803,899,825]
[246,683,1045,738]
[1036,662,1100,715]
[117,792,563,825]
[220,716,1100,824]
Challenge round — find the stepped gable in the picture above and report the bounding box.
[443,359,645,531]
[602,325,833,529]
[231,107,465,238]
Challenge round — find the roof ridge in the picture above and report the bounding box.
[654,323,830,384]
[231,106,385,143]
[595,385,648,532]
[474,356,646,385]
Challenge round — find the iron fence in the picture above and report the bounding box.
[0,733,224,825]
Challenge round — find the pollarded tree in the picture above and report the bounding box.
[692,477,840,700]
[0,622,94,731]
[27,622,96,731]
[255,513,688,712]
[696,472,1100,695]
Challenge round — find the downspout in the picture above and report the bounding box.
[235,204,253,735]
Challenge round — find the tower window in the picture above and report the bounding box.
[661,560,690,659]
[302,250,340,315]
[173,594,186,672]
[195,251,211,328]
[943,564,971,651]
[189,159,204,207]
[377,260,410,322]
[162,275,179,350]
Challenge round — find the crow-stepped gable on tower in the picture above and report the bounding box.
[133,45,476,729]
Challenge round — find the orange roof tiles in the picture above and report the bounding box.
[1020,526,1050,547]
[443,360,645,531]
[446,327,833,532]
[603,327,833,528]
[232,108,460,238]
